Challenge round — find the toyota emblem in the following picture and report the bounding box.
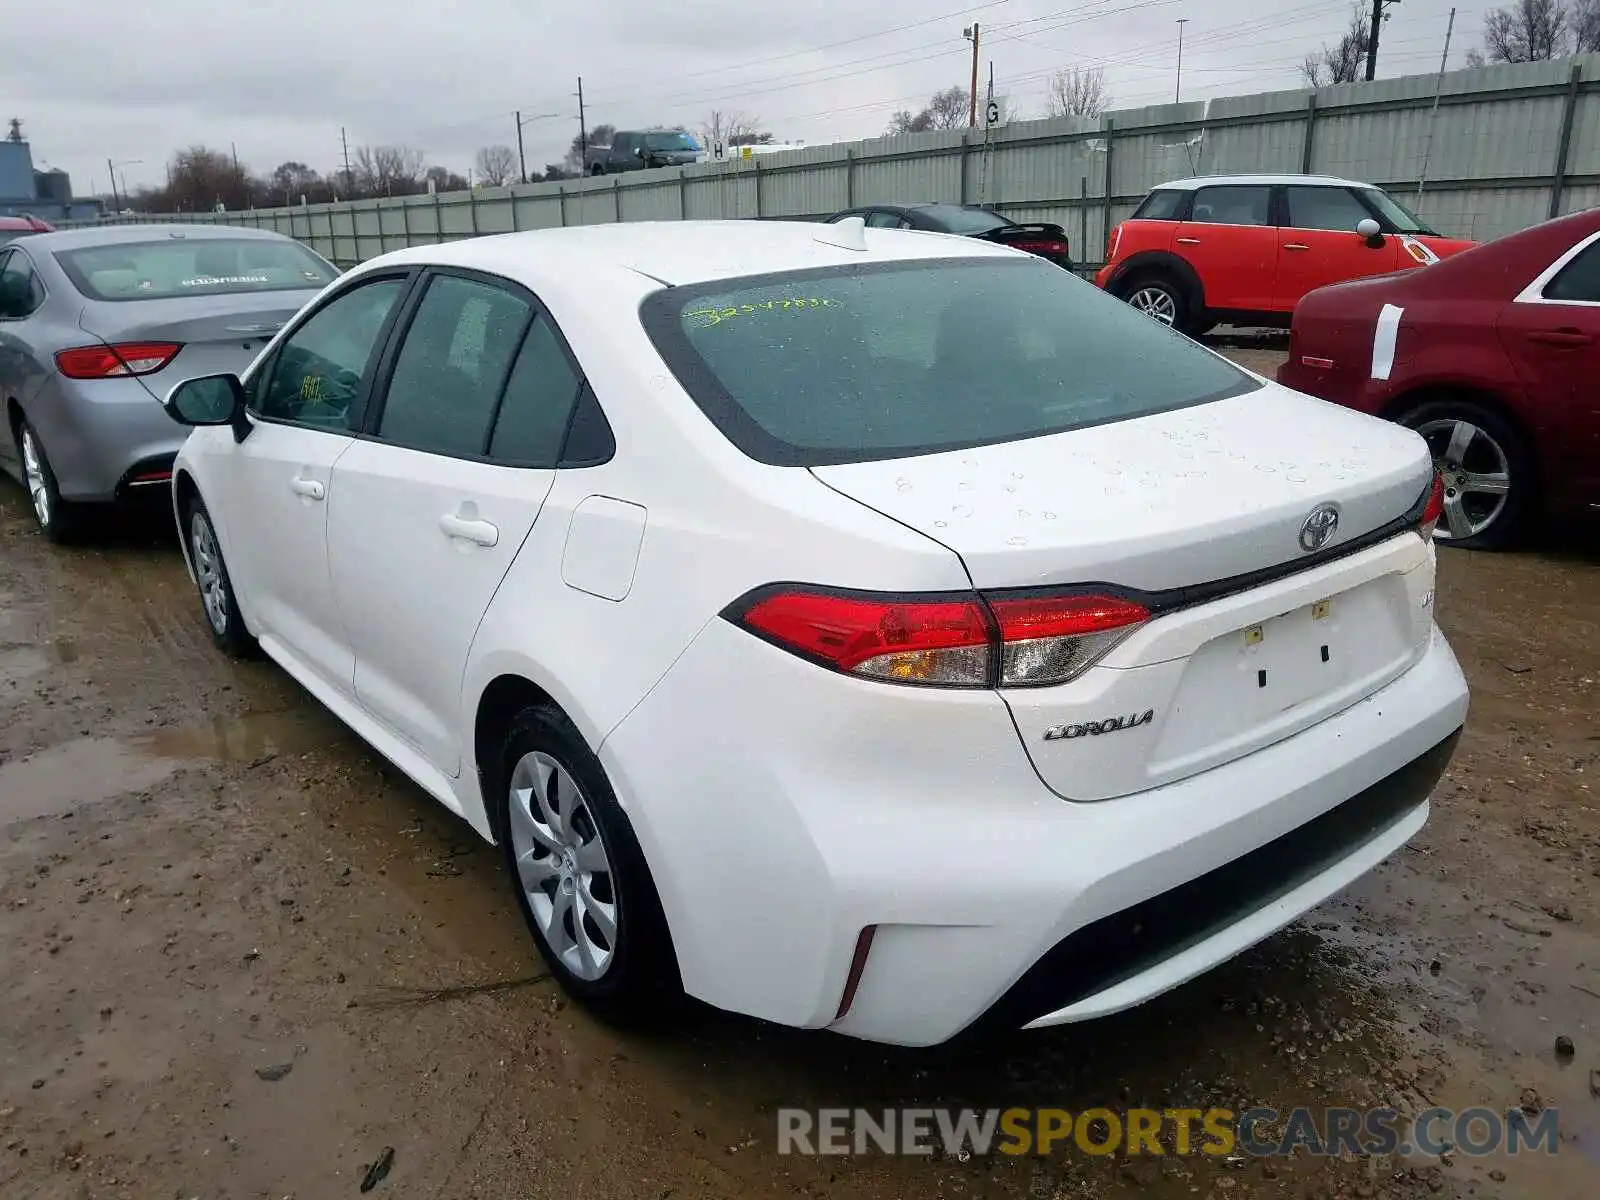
[1299,504,1340,553]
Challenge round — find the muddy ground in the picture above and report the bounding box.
[2,345,1597,1199]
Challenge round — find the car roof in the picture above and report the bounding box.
[1152,174,1374,191]
[367,219,1018,289]
[19,224,297,251]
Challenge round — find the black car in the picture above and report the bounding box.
[823,203,1073,270]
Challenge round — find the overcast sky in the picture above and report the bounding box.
[11,0,1479,197]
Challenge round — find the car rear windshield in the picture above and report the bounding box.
[645,132,700,151]
[640,258,1259,466]
[1360,188,1440,236]
[920,204,1012,234]
[55,238,338,302]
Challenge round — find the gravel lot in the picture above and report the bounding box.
[2,344,1597,1199]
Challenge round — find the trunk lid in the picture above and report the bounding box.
[812,384,1438,800]
[78,290,318,385]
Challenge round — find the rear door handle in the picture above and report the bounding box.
[1282,243,1311,252]
[289,477,325,501]
[1527,329,1593,348]
[439,513,499,547]
[1176,236,1202,245]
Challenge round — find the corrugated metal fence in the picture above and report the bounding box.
[82,55,1600,268]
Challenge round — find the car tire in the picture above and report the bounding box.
[1395,397,1533,551]
[498,703,680,1023]
[183,496,257,657]
[15,416,85,544]
[1118,272,1193,333]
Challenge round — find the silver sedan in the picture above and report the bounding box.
[0,225,338,541]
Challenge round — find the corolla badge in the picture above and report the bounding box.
[1043,710,1155,741]
[1299,504,1340,553]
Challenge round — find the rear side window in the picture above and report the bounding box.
[640,258,1257,466]
[1132,190,1188,221]
[56,237,337,301]
[1545,240,1600,302]
[1286,186,1374,232]
[488,316,584,465]
[376,274,531,458]
[1190,186,1271,228]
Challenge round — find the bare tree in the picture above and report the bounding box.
[1045,66,1110,117]
[168,145,251,211]
[927,86,971,129]
[352,145,426,197]
[269,161,323,205]
[1571,0,1600,48]
[886,108,935,135]
[473,144,518,187]
[699,110,773,150]
[426,165,470,193]
[1478,0,1571,62]
[1301,3,1373,86]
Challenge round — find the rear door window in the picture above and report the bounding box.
[865,211,908,229]
[1545,239,1600,303]
[1286,186,1374,233]
[0,249,44,317]
[373,273,532,458]
[488,315,585,466]
[1189,186,1272,227]
[641,258,1257,466]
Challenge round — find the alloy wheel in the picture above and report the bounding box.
[1415,418,1511,541]
[190,510,230,635]
[20,427,50,528]
[508,750,618,981]
[1127,286,1178,326]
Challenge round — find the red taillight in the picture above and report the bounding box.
[987,593,1151,688]
[736,590,992,685]
[55,342,182,379]
[1419,471,1445,539]
[729,588,1148,688]
[1012,240,1071,256]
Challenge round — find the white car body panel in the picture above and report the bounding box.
[169,219,1469,1045]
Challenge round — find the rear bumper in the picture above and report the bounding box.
[602,619,1468,1046]
[30,376,188,503]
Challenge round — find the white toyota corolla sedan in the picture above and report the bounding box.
[163,218,1468,1046]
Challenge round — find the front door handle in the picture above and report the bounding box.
[439,513,499,547]
[1527,328,1593,349]
[1282,242,1311,252]
[289,476,325,501]
[1176,236,1202,246]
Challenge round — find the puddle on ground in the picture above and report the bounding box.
[0,637,78,686]
[0,708,343,824]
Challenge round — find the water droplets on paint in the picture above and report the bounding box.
[952,504,975,519]
[1006,536,1028,546]
[895,476,913,493]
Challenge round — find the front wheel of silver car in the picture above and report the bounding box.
[16,418,83,544]
[185,498,256,656]
[498,704,679,1022]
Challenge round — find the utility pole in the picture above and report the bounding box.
[341,126,352,196]
[963,24,981,127]
[1416,7,1456,206]
[1176,18,1189,103]
[231,142,239,172]
[516,110,527,183]
[1367,0,1399,81]
[107,157,119,213]
[576,77,588,175]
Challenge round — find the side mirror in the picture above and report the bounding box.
[633,146,644,158]
[165,374,250,442]
[1357,217,1384,247]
